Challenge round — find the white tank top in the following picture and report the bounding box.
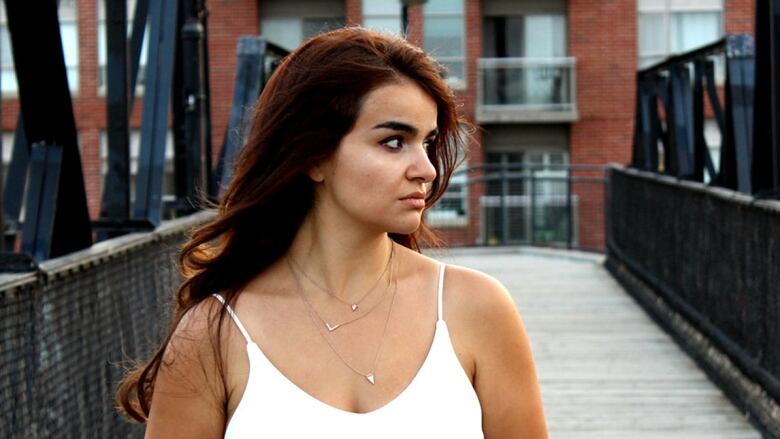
[212,264,484,438]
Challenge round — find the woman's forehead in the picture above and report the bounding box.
[354,80,438,132]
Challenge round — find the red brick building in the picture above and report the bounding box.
[0,0,755,249]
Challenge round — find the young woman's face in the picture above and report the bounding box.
[311,77,438,234]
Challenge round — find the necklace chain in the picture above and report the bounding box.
[289,241,394,312]
[287,246,399,385]
[286,254,393,332]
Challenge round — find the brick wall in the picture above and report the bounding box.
[345,0,362,26]
[568,0,638,249]
[206,0,259,165]
[725,0,755,34]
[432,0,484,246]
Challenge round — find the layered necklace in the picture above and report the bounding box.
[287,242,394,332]
[286,241,398,385]
[288,241,394,312]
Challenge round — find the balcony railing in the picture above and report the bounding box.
[476,57,578,123]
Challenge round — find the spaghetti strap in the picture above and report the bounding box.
[437,263,445,322]
[212,293,253,344]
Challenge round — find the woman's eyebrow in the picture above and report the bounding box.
[372,121,438,137]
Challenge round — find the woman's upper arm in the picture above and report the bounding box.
[455,269,548,439]
[144,300,227,439]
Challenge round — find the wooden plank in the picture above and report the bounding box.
[435,248,761,438]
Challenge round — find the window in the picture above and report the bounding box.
[362,0,402,35]
[0,0,79,95]
[424,0,466,89]
[483,15,566,58]
[100,130,176,203]
[2,132,13,186]
[428,159,469,227]
[97,0,149,93]
[482,150,572,244]
[261,17,344,51]
[638,0,723,68]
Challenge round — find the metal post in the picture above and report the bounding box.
[693,60,706,182]
[566,165,573,250]
[214,37,266,194]
[99,0,131,235]
[129,0,149,100]
[21,143,63,261]
[133,0,179,225]
[753,0,780,197]
[499,161,509,244]
[5,0,92,258]
[721,35,755,193]
[529,167,536,245]
[3,117,28,241]
[667,65,695,179]
[174,0,213,213]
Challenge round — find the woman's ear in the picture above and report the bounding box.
[307,165,325,183]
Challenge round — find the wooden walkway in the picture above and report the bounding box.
[434,247,761,439]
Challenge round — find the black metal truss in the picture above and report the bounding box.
[632,35,765,197]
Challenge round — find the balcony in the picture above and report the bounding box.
[476,57,578,123]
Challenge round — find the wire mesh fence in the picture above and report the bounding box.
[0,212,212,439]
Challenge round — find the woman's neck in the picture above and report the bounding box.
[286,214,395,303]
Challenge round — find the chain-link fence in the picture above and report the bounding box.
[0,211,212,439]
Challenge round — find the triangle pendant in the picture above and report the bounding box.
[326,322,340,332]
[366,373,375,385]
[351,304,358,311]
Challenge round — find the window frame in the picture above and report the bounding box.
[637,0,724,69]
[423,1,466,90]
[362,0,402,35]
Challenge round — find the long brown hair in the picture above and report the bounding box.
[116,26,469,422]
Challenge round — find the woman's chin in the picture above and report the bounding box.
[388,217,423,235]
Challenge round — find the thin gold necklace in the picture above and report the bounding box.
[289,241,394,312]
[289,256,398,385]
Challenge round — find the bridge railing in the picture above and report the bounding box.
[0,211,212,439]
[427,163,607,251]
[606,166,780,436]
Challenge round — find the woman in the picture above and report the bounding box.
[117,27,547,438]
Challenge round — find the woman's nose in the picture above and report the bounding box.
[407,146,437,183]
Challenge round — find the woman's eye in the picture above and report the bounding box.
[382,137,404,150]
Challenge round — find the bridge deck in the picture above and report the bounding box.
[435,247,760,438]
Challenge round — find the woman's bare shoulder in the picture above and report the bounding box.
[442,263,518,323]
[439,263,549,438]
[145,296,231,438]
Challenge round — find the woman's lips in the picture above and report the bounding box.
[401,197,426,209]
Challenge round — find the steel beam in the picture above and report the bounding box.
[667,65,695,179]
[214,37,266,195]
[172,0,212,214]
[5,0,92,259]
[99,0,131,235]
[20,143,63,261]
[3,116,28,227]
[133,0,179,225]
[752,0,780,197]
[721,35,755,193]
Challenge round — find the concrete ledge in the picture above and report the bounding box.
[605,255,780,438]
